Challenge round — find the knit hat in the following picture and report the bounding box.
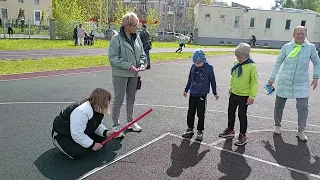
[192,49,207,63]
[235,43,251,59]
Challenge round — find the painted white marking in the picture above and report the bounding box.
[1,101,320,128]
[209,129,320,146]
[168,133,320,179]
[76,133,170,180]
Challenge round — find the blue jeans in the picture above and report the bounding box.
[144,48,150,66]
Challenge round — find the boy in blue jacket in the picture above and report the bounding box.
[182,49,219,141]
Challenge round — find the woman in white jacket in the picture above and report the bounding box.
[51,88,114,159]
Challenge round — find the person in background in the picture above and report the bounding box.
[139,24,151,69]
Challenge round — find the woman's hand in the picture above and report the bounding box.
[129,65,138,72]
[311,79,319,90]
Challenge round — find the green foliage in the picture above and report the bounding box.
[272,0,320,12]
[112,0,136,31]
[52,0,86,39]
[146,8,160,41]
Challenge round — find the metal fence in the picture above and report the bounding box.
[0,18,50,39]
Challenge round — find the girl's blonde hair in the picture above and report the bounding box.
[89,88,112,114]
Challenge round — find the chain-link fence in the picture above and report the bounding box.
[0,18,50,39]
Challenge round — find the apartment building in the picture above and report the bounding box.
[193,3,320,48]
[0,0,52,25]
[108,0,193,34]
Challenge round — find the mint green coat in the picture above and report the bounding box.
[269,40,320,98]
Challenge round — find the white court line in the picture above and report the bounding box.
[1,101,320,129]
[168,133,320,179]
[76,132,170,180]
[209,129,320,146]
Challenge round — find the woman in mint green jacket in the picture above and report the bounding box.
[108,12,146,138]
[268,26,320,141]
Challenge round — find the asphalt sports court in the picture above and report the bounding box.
[1,54,320,180]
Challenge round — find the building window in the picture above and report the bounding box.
[265,18,271,28]
[34,10,41,25]
[205,13,210,18]
[142,4,146,11]
[1,8,8,21]
[167,24,170,29]
[234,16,240,28]
[285,19,291,30]
[301,20,306,26]
[163,5,165,11]
[249,17,255,28]
[18,0,24,3]
[220,15,225,19]
[34,0,39,5]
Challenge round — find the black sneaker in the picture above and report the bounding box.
[234,133,248,146]
[182,128,194,138]
[195,131,203,141]
[219,128,235,139]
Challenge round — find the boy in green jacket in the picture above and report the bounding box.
[219,43,258,146]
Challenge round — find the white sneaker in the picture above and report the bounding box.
[296,132,308,141]
[274,126,281,135]
[128,122,142,132]
[112,126,125,138]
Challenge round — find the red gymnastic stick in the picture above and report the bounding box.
[101,108,153,145]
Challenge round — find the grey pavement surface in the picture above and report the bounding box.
[0,54,319,180]
[0,47,278,60]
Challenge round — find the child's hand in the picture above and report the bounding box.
[106,129,116,137]
[183,92,187,97]
[228,88,232,95]
[247,98,254,105]
[214,95,219,100]
[92,143,103,151]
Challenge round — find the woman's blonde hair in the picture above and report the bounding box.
[121,12,139,27]
[89,88,112,114]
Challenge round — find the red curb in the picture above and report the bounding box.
[0,66,111,81]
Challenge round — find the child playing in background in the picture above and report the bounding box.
[218,43,259,146]
[176,40,185,53]
[182,49,219,141]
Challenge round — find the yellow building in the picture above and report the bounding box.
[0,0,52,25]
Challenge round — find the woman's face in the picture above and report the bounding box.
[293,28,307,44]
[126,18,139,34]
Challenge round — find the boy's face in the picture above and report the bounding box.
[194,62,204,67]
[236,55,247,63]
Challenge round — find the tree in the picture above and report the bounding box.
[146,8,160,41]
[271,0,320,12]
[52,0,85,39]
[111,0,136,31]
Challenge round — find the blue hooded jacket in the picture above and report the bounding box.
[184,62,217,96]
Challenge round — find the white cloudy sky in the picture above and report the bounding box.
[226,0,275,10]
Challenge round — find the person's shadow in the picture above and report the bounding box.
[218,140,252,180]
[34,139,123,180]
[166,139,210,177]
[262,134,320,180]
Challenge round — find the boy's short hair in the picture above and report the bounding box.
[192,49,207,63]
[235,43,251,59]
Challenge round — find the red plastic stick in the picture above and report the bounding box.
[101,108,153,145]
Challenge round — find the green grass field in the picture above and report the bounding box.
[0,39,237,50]
[0,50,279,75]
